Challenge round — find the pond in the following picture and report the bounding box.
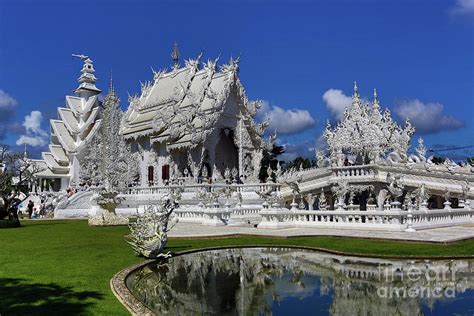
[126,247,474,315]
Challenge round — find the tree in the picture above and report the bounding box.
[430,156,445,165]
[0,144,43,224]
[259,144,285,182]
[468,157,474,166]
[285,156,316,170]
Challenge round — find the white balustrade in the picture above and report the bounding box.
[258,206,473,231]
[126,182,281,196]
[331,165,376,178]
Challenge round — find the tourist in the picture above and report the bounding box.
[27,200,34,219]
[39,199,46,218]
[66,188,74,198]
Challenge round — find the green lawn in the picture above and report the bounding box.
[0,220,473,315]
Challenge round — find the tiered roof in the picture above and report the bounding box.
[37,55,103,178]
[121,55,268,150]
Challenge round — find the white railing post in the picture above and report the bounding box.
[405,206,416,232]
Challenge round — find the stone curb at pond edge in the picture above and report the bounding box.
[110,245,474,315]
[110,259,155,316]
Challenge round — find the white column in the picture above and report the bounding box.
[238,116,243,177]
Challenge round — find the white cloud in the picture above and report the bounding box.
[280,140,314,161]
[16,135,48,147]
[16,111,48,147]
[258,101,315,134]
[0,89,18,109]
[22,110,47,136]
[322,89,352,120]
[278,136,328,162]
[394,99,464,134]
[0,89,19,140]
[450,0,474,17]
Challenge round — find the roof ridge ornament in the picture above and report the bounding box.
[373,88,380,109]
[353,81,359,98]
[171,42,180,69]
[109,70,114,94]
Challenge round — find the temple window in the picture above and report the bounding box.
[148,166,154,185]
[162,165,170,182]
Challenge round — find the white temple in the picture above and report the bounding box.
[120,51,272,187]
[34,50,273,192]
[31,49,474,232]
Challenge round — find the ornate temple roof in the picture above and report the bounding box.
[121,55,267,150]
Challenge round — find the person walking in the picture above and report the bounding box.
[39,199,46,218]
[27,200,34,219]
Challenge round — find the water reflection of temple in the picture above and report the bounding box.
[126,248,474,315]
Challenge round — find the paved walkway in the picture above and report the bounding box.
[169,222,474,243]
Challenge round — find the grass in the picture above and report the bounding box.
[0,220,473,315]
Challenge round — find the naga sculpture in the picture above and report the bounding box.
[126,196,179,259]
[386,173,405,200]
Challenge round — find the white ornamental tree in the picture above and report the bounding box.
[80,82,139,225]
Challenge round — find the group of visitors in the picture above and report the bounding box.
[26,200,47,219]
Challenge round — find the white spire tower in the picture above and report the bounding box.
[36,54,103,189]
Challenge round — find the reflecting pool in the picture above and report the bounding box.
[126,247,474,315]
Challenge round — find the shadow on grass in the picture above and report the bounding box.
[19,221,71,227]
[0,278,103,315]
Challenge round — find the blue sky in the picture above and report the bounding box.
[0,0,473,161]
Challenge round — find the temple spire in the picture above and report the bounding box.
[353,81,359,97]
[109,70,115,94]
[373,88,380,109]
[72,53,101,97]
[171,42,180,68]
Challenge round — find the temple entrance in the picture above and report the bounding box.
[214,128,238,176]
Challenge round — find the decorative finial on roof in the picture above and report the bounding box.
[72,53,101,96]
[109,70,114,94]
[171,42,180,68]
[373,88,380,109]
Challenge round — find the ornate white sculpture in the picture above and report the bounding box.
[324,83,414,166]
[318,192,327,210]
[386,173,405,200]
[126,197,179,259]
[279,167,302,203]
[84,82,139,226]
[306,193,316,210]
[331,181,350,209]
[315,150,330,168]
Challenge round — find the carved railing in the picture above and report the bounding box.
[331,164,377,178]
[125,182,280,195]
[258,206,473,231]
[411,208,473,229]
[230,205,262,221]
[174,206,233,226]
